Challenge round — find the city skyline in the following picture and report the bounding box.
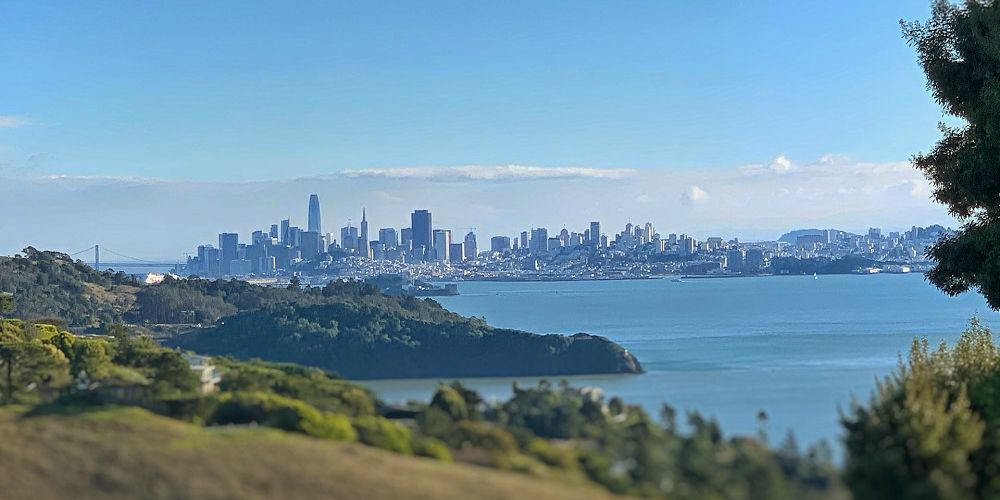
[177,192,944,280]
[0,154,954,259]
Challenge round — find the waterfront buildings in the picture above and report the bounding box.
[181,195,946,281]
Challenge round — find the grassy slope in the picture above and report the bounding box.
[0,407,617,500]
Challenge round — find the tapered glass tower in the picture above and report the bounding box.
[308,194,322,234]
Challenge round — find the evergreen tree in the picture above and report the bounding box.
[904,1,1000,308]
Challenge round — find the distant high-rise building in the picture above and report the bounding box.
[726,248,745,272]
[280,219,291,246]
[490,236,511,253]
[520,231,529,250]
[340,224,358,252]
[745,248,765,273]
[449,242,465,263]
[589,222,601,246]
[308,194,322,234]
[464,231,477,260]
[269,224,279,239]
[411,210,432,259]
[251,230,267,245]
[300,231,322,260]
[197,244,221,277]
[218,233,239,275]
[359,208,369,257]
[288,227,303,248]
[400,228,413,251]
[547,237,562,252]
[379,228,398,249]
[433,229,451,262]
[530,228,548,254]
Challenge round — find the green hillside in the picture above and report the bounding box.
[0,248,641,378]
[0,406,616,500]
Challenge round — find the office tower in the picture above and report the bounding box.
[400,228,413,251]
[433,229,451,262]
[340,224,358,252]
[251,230,266,245]
[379,228,398,249]
[288,227,303,248]
[680,236,695,256]
[745,248,765,272]
[197,245,221,277]
[726,248,745,272]
[449,242,465,263]
[643,223,654,244]
[559,228,569,246]
[307,194,322,234]
[269,224,279,239]
[491,236,511,253]
[464,231,477,260]
[547,237,562,252]
[218,233,238,275]
[668,233,677,246]
[520,231,529,250]
[589,222,600,245]
[301,231,321,260]
[280,219,290,245]
[868,227,882,240]
[411,210,432,259]
[369,240,383,260]
[359,209,369,257]
[530,228,548,254]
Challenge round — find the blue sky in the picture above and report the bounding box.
[3,1,943,180]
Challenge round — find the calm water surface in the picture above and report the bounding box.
[362,274,997,448]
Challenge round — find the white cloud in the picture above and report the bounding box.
[769,154,793,172]
[682,185,709,204]
[338,165,637,182]
[0,115,28,128]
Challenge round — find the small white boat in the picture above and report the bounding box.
[671,278,684,283]
[813,273,818,280]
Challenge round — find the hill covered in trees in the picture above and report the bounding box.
[0,249,641,379]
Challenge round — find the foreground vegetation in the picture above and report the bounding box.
[0,406,617,500]
[0,315,844,498]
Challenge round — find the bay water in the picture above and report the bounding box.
[362,274,996,449]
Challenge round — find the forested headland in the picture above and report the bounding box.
[0,248,641,379]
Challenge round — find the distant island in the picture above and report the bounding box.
[0,248,642,379]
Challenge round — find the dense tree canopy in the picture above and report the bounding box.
[905,1,1000,308]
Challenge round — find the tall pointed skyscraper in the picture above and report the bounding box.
[359,208,369,257]
[308,194,322,234]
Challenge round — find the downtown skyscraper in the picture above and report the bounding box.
[308,194,322,234]
[411,209,432,258]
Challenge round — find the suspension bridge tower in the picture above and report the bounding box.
[94,245,100,270]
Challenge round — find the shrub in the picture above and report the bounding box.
[352,416,413,454]
[209,391,354,441]
[412,435,453,462]
[302,412,357,441]
[452,420,518,455]
[525,438,579,471]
